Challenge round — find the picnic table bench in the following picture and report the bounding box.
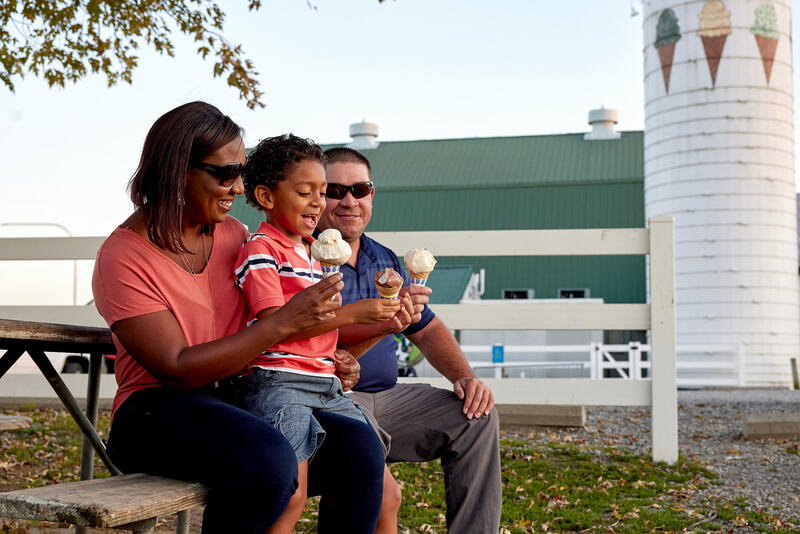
[0,475,205,533]
[0,319,208,533]
[0,414,31,431]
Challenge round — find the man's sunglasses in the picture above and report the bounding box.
[190,161,244,187]
[325,182,374,200]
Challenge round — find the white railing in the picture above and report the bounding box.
[0,218,678,462]
[463,342,744,387]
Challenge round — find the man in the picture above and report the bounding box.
[317,147,501,533]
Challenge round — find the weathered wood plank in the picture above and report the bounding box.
[0,474,207,527]
[0,319,114,354]
[0,415,31,431]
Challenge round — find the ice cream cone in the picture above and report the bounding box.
[754,34,778,84]
[657,42,676,94]
[374,267,404,300]
[701,35,727,86]
[377,287,400,300]
[319,261,341,278]
[697,1,731,87]
[404,248,436,286]
[410,271,431,286]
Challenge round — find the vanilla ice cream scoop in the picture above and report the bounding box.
[698,0,731,37]
[311,229,351,278]
[404,248,437,285]
[311,229,351,266]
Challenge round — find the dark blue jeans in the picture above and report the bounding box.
[107,387,384,533]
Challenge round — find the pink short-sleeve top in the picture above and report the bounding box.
[92,217,249,418]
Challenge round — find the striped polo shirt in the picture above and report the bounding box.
[235,221,337,377]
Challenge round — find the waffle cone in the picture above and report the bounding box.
[755,34,778,84]
[701,35,727,86]
[657,42,676,94]
[377,287,401,299]
[318,261,341,278]
[410,271,430,280]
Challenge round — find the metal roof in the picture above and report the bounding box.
[322,131,643,190]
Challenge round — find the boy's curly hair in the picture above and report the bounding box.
[243,134,325,210]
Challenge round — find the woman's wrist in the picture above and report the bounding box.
[254,309,296,342]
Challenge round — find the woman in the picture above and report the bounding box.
[91,101,385,533]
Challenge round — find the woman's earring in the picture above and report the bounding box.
[177,191,185,206]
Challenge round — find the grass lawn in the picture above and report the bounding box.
[1,408,797,533]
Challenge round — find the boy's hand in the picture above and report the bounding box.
[351,298,402,324]
[333,349,360,391]
[280,273,343,331]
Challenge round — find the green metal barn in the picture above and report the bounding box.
[231,130,645,304]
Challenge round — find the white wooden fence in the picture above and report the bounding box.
[0,218,678,462]
[374,217,678,463]
[463,341,743,387]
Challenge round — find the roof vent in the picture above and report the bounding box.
[347,120,379,150]
[584,107,621,140]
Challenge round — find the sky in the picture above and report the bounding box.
[0,0,797,305]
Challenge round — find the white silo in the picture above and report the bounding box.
[643,0,798,386]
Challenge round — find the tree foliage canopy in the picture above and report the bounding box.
[0,0,270,108]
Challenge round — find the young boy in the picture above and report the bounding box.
[234,134,407,534]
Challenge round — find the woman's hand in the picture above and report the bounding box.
[349,298,402,324]
[276,273,343,333]
[333,349,360,391]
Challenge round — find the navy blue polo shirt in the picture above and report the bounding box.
[337,233,435,392]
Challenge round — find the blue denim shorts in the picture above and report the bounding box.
[239,369,368,463]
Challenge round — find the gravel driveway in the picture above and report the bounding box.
[508,388,800,531]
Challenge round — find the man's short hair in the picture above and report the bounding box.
[323,147,372,177]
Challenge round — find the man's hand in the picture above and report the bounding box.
[399,284,431,324]
[381,295,414,334]
[453,377,495,419]
[333,348,360,391]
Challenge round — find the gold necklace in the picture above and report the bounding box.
[180,232,201,274]
[179,232,217,339]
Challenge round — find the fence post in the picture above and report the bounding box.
[589,342,599,380]
[631,341,641,379]
[648,217,678,464]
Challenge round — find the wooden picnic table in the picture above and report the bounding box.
[0,318,121,477]
[0,319,205,534]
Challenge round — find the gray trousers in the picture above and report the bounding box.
[351,383,502,533]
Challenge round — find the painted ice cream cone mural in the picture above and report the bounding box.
[750,2,779,84]
[655,9,681,93]
[697,1,731,86]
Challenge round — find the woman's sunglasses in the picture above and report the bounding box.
[325,182,374,200]
[190,161,244,187]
